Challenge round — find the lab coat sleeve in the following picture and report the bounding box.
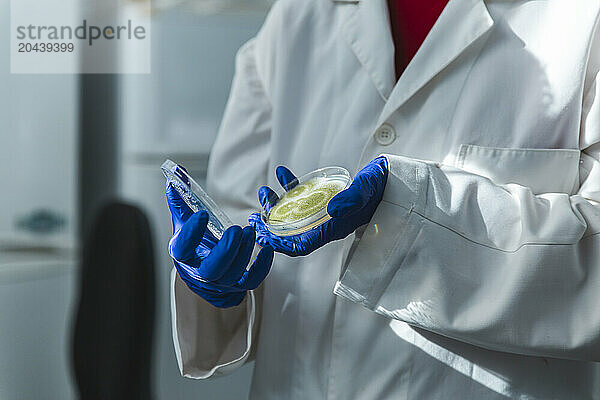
[171,270,262,378]
[335,35,600,363]
[171,30,273,378]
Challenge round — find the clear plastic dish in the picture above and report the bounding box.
[161,159,233,239]
[263,166,351,236]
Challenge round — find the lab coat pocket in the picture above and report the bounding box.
[454,144,580,195]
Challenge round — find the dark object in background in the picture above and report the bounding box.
[72,202,155,400]
[78,74,119,239]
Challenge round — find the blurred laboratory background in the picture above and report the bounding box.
[0,0,272,398]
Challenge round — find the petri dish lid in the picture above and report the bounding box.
[263,166,351,236]
[161,159,233,239]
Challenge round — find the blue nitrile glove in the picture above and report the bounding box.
[167,184,274,308]
[249,156,388,257]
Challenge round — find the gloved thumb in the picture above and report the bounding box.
[166,182,194,229]
[258,186,279,213]
[328,156,388,218]
[276,165,298,191]
[327,182,369,218]
[169,211,209,262]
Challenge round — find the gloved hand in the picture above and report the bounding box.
[249,156,388,257]
[167,184,274,308]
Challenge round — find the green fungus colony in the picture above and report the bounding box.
[268,177,347,224]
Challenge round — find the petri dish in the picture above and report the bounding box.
[161,159,233,239]
[263,166,351,236]
[162,159,260,282]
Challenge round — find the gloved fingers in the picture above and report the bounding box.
[218,226,256,285]
[173,259,197,283]
[249,212,277,245]
[274,230,322,257]
[248,212,268,231]
[249,213,307,256]
[248,212,262,226]
[276,218,351,257]
[169,211,209,262]
[276,165,299,191]
[176,260,241,291]
[258,186,280,213]
[197,228,219,256]
[166,183,195,230]
[199,225,244,281]
[236,245,274,290]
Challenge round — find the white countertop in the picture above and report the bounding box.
[0,235,76,283]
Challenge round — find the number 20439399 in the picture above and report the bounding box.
[18,42,74,52]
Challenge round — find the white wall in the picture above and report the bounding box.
[0,0,79,397]
[0,0,78,248]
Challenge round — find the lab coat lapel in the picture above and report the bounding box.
[334,0,396,101]
[377,0,494,126]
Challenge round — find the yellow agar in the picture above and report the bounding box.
[268,177,346,225]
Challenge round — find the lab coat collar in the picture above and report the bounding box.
[333,0,494,124]
[377,0,494,125]
[335,0,396,101]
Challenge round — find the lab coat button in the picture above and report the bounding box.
[374,124,396,146]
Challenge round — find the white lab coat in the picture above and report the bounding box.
[171,0,600,398]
